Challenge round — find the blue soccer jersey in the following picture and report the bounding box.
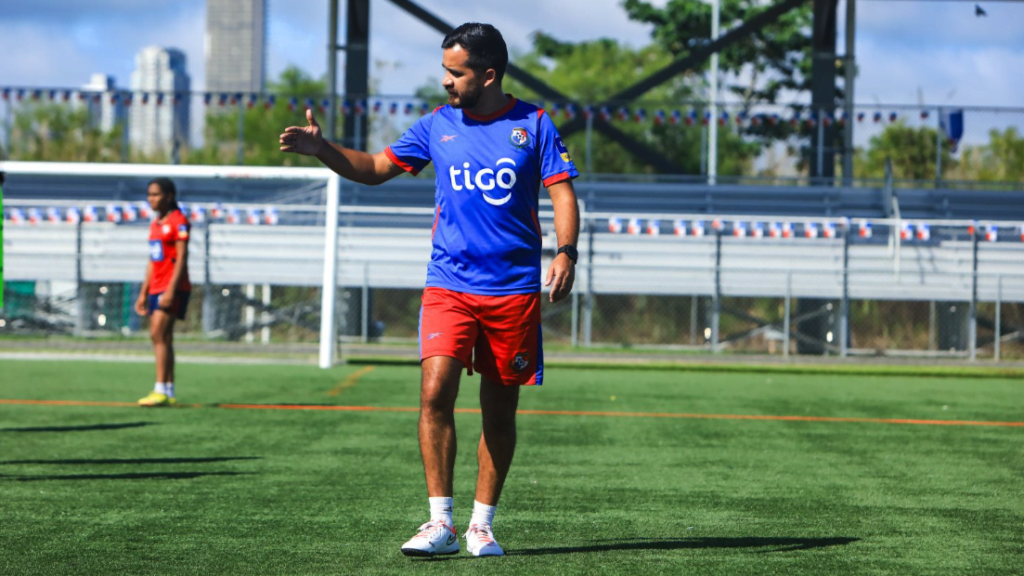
[385,96,579,295]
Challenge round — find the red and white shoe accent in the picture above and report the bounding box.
[400,520,459,557]
[465,523,504,557]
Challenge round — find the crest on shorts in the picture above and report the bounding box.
[509,127,529,150]
[511,352,530,373]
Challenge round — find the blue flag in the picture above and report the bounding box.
[940,109,964,151]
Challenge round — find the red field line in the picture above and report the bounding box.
[3,399,1024,427]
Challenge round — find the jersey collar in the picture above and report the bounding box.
[463,94,517,122]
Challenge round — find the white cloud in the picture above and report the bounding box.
[0,3,205,89]
[266,0,665,95]
[0,0,1020,137]
[0,21,97,86]
[0,0,193,23]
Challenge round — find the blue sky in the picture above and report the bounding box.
[0,0,1022,145]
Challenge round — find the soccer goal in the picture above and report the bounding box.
[1,160,347,368]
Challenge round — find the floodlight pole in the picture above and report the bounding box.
[585,114,594,178]
[319,174,342,368]
[842,0,856,186]
[969,229,978,361]
[343,0,370,150]
[712,228,722,352]
[995,275,1002,362]
[203,223,214,336]
[326,0,339,142]
[237,100,245,165]
[935,107,943,187]
[784,272,792,358]
[811,0,838,182]
[708,0,720,185]
[840,221,850,357]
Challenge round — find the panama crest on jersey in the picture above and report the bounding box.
[509,127,529,150]
[511,352,530,373]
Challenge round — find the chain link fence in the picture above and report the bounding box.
[3,213,1023,362]
[2,91,1023,186]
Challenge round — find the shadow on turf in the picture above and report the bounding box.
[0,457,262,465]
[0,422,155,433]
[1,471,255,481]
[508,537,861,556]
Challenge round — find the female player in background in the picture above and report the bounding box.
[134,178,192,407]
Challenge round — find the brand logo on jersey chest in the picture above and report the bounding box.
[510,127,529,149]
[449,158,519,206]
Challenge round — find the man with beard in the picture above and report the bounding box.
[279,22,580,558]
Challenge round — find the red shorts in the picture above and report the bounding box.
[419,287,543,386]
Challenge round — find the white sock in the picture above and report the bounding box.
[154,382,166,394]
[470,500,496,528]
[165,382,175,398]
[429,496,454,527]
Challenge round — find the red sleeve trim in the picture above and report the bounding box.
[432,105,444,115]
[543,172,573,187]
[385,146,420,176]
[537,109,546,119]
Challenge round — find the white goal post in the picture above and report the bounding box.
[0,160,344,369]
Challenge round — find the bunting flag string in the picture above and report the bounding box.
[1,203,301,227]
[0,85,951,131]
[585,218,1022,244]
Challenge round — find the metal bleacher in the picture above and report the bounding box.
[4,164,1024,305]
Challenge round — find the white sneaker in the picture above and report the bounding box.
[400,520,460,557]
[465,523,504,557]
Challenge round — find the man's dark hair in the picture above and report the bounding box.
[148,177,177,201]
[442,23,508,82]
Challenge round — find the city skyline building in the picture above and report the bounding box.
[81,73,125,134]
[128,46,191,156]
[205,0,267,94]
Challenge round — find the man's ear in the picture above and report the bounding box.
[483,68,497,88]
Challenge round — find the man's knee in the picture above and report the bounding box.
[421,383,458,414]
[420,362,460,416]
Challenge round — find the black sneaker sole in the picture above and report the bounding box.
[401,547,460,557]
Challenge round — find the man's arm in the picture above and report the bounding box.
[545,179,580,303]
[279,108,405,186]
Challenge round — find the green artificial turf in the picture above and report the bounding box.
[1,359,1022,575]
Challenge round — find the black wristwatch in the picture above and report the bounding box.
[556,244,578,264]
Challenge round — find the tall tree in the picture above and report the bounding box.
[955,128,1024,183]
[623,0,821,107]
[856,121,955,182]
[5,103,124,162]
[185,66,328,167]
[449,34,760,175]
[623,0,838,172]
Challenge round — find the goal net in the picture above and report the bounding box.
[0,160,350,368]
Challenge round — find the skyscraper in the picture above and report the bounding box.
[81,74,125,133]
[205,0,267,94]
[129,46,191,156]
